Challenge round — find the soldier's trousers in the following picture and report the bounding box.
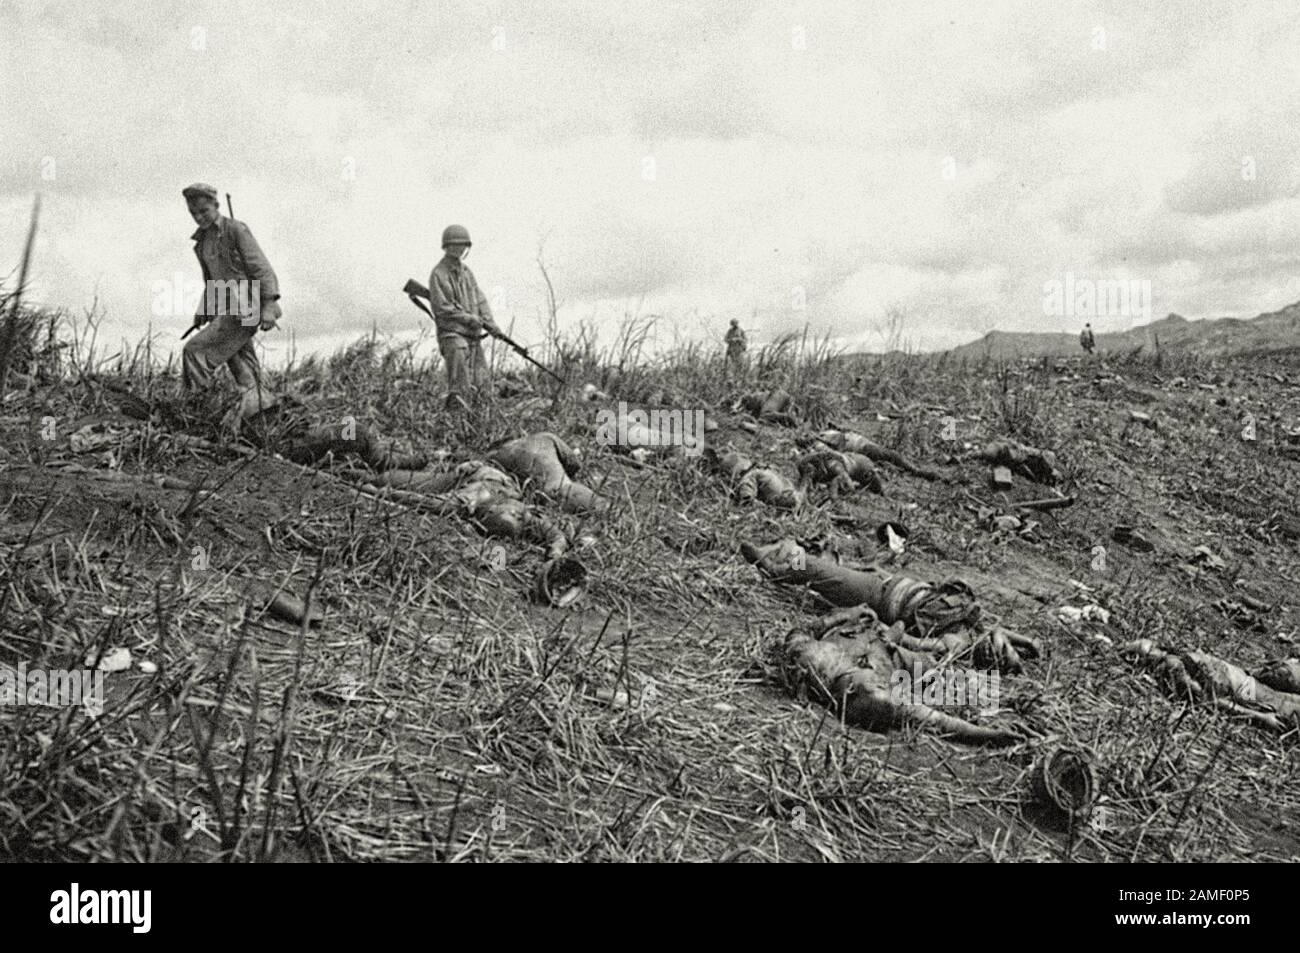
[439,333,487,402]
[183,314,260,390]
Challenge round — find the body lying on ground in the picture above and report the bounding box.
[976,439,1061,485]
[819,605,1038,674]
[244,405,578,575]
[367,460,516,496]
[242,395,426,471]
[355,461,569,558]
[741,538,1041,672]
[470,498,569,559]
[812,429,942,481]
[1120,640,1300,731]
[1257,658,1300,695]
[706,449,803,509]
[740,388,799,427]
[599,407,706,459]
[282,420,426,471]
[488,432,606,513]
[782,606,1024,746]
[797,449,883,496]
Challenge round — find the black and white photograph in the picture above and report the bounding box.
[0,0,1296,908]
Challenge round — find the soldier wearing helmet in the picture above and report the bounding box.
[428,224,500,410]
[724,318,747,375]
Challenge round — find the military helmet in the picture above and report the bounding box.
[441,224,472,247]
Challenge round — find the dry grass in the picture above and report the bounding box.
[1,304,1298,862]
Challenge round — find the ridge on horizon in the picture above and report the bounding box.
[937,298,1300,360]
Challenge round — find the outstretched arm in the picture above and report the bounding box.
[892,695,1022,746]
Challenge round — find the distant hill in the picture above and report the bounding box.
[947,301,1300,360]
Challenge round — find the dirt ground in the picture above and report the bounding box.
[2,344,1298,862]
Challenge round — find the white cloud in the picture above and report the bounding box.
[2,0,1300,356]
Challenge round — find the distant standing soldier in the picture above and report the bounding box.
[429,224,500,411]
[725,318,747,373]
[1080,322,1096,355]
[180,183,281,393]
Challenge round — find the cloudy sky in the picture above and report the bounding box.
[3,0,1299,361]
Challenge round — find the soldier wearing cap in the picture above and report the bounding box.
[180,183,282,393]
[428,224,499,411]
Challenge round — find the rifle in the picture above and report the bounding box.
[402,278,565,384]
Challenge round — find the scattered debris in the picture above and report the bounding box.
[1188,545,1226,571]
[1230,589,1269,614]
[84,646,133,672]
[1031,747,1098,825]
[991,514,1022,533]
[1014,494,1076,512]
[1058,604,1111,625]
[875,521,909,554]
[250,583,323,629]
[68,422,131,454]
[1111,525,1155,552]
[533,556,588,608]
[592,687,630,708]
[1213,599,1267,632]
[1127,409,1157,430]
